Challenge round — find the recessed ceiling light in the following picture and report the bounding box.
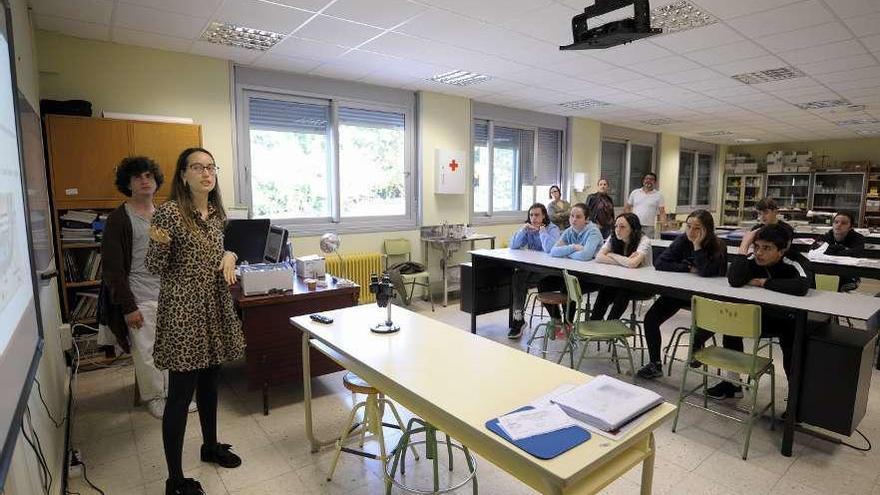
[200,21,285,51]
[835,118,880,126]
[651,0,718,34]
[793,99,851,110]
[854,129,880,136]
[731,67,806,85]
[734,138,759,143]
[559,99,611,109]
[641,118,678,125]
[429,70,490,86]
[697,130,734,136]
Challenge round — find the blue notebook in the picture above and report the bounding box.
[485,406,590,460]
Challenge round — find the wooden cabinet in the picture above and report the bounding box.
[45,115,201,208]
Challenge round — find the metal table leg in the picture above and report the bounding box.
[303,330,337,453]
[781,311,807,456]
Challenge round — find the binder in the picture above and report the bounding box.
[485,406,590,460]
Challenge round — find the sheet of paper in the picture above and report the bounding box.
[496,404,577,441]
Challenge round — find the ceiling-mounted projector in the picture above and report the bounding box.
[561,0,661,50]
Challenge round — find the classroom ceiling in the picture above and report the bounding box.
[29,0,880,144]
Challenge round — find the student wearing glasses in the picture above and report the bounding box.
[637,209,728,380]
[591,213,653,321]
[147,148,244,495]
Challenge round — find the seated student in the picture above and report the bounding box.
[701,223,812,399]
[637,209,728,380]
[590,213,653,321]
[536,203,603,321]
[508,203,561,339]
[738,197,794,255]
[810,211,864,291]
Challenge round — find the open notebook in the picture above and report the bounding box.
[551,375,663,432]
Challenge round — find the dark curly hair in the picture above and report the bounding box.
[114,156,163,197]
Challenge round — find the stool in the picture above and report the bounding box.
[524,288,546,328]
[327,372,416,482]
[386,418,477,494]
[526,292,569,360]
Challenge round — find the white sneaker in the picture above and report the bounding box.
[147,398,166,419]
[188,401,198,413]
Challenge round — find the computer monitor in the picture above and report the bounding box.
[263,225,289,263]
[224,219,270,264]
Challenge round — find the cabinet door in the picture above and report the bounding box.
[46,115,130,208]
[130,122,201,201]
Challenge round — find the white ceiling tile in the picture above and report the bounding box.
[502,3,580,45]
[710,55,788,76]
[650,23,744,53]
[30,0,113,24]
[294,15,383,47]
[680,77,743,92]
[546,55,618,79]
[111,27,194,52]
[359,73,420,89]
[33,14,110,41]
[684,40,769,66]
[816,66,880,83]
[654,67,720,84]
[780,39,866,65]
[323,0,427,29]
[822,0,880,18]
[592,42,673,65]
[250,53,323,73]
[842,12,880,36]
[308,59,377,80]
[114,3,207,39]
[754,22,853,52]
[691,0,802,20]
[358,31,430,59]
[189,39,261,63]
[825,77,880,91]
[214,0,313,34]
[863,34,880,53]
[629,56,702,76]
[419,0,554,24]
[580,67,644,85]
[270,36,348,60]
[796,54,877,76]
[395,8,484,45]
[263,0,334,12]
[119,0,223,18]
[726,1,834,39]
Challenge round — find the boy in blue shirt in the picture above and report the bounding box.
[508,203,560,338]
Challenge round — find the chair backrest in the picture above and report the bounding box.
[815,274,840,292]
[561,270,587,323]
[384,239,412,260]
[691,295,761,340]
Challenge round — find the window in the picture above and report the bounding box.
[677,150,715,209]
[600,140,655,206]
[242,90,414,233]
[472,119,562,220]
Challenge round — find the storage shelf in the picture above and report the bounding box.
[62,242,101,249]
[66,280,100,288]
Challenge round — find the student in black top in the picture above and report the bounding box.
[702,223,813,399]
[738,197,794,255]
[585,178,615,238]
[637,209,728,379]
[590,213,653,321]
[810,211,864,291]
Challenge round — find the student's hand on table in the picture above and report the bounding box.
[219,251,237,286]
[572,244,584,251]
[125,310,144,329]
[748,278,766,287]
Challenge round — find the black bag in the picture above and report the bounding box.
[388,261,426,275]
[40,99,93,117]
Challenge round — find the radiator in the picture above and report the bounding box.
[325,253,384,304]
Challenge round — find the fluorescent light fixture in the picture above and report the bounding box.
[200,21,285,51]
[697,130,733,137]
[651,0,718,34]
[793,99,851,110]
[641,118,678,125]
[835,118,880,126]
[559,99,611,109]
[731,67,805,85]
[734,138,759,143]
[429,70,490,86]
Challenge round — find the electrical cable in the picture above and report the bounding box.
[841,428,872,452]
[79,462,105,495]
[33,378,66,428]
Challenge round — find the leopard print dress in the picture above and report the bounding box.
[146,200,245,372]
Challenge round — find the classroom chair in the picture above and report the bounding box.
[525,291,569,361]
[384,238,435,311]
[386,418,477,494]
[556,270,636,380]
[326,372,416,483]
[672,296,775,460]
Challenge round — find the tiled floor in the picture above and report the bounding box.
[67,286,880,495]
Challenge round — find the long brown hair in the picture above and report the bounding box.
[687,209,723,258]
[170,147,227,232]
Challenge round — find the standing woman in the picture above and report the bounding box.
[586,178,615,238]
[147,148,245,495]
[591,213,653,321]
[547,185,571,230]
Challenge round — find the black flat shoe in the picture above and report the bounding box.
[166,478,204,495]
[201,443,242,468]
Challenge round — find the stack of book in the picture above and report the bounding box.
[550,375,664,433]
[71,291,98,321]
[60,210,98,245]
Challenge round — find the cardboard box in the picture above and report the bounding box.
[295,255,326,279]
[767,164,783,173]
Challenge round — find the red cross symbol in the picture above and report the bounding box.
[448,159,459,172]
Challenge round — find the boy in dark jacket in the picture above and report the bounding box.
[810,211,864,291]
[704,223,812,399]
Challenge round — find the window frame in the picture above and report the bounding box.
[470,118,564,226]
[236,87,417,235]
[600,138,656,210]
[676,148,716,212]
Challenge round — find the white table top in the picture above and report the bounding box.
[650,239,880,270]
[471,248,880,323]
[291,304,675,492]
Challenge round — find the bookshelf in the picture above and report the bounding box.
[722,174,763,225]
[865,163,880,228]
[766,173,811,221]
[55,208,108,324]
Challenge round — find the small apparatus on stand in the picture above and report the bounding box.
[368,273,400,334]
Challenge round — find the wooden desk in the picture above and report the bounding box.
[292,304,676,494]
[468,248,880,457]
[232,275,359,414]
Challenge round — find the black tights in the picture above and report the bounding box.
[163,365,220,481]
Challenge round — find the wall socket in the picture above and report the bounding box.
[59,323,72,353]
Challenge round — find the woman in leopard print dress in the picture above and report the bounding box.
[147,147,245,495]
